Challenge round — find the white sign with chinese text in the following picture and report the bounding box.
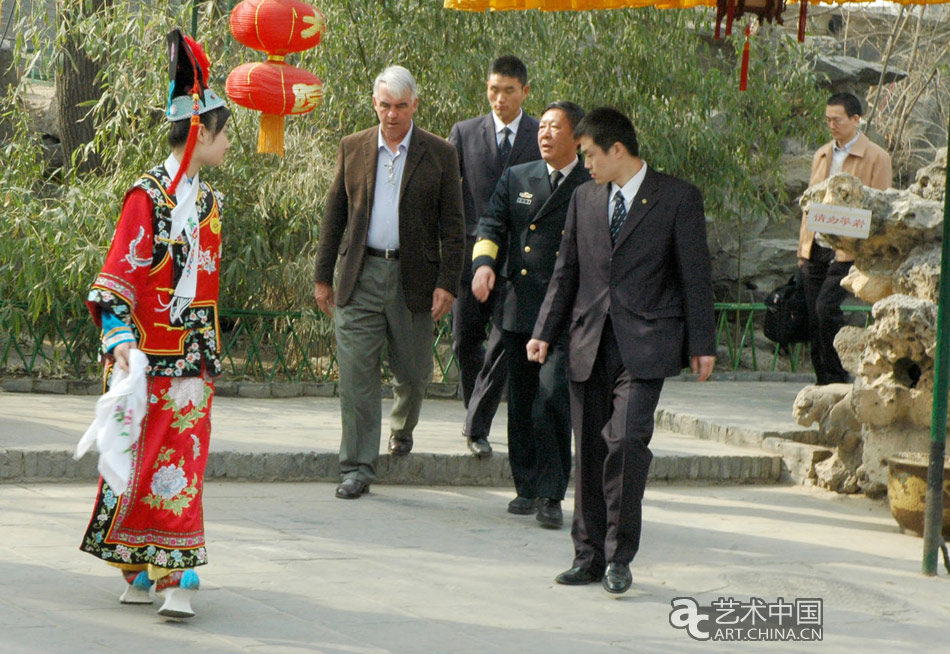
[806,203,873,239]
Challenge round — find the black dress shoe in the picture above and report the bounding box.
[388,433,413,455]
[536,498,563,528]
[335,478,369,499]
[467,437,492,458]
[603,562,632,594]
[507,496,537,515]
[555,566,602,586]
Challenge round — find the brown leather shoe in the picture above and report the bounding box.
[335,478,369,499]
[388,433,413,455]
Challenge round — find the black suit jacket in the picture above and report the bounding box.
[532,167,716,381]
[473,159,591,334]
[448,112,542,237]
[314,125,465,312]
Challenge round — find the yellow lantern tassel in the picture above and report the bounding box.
[258,114,285,156]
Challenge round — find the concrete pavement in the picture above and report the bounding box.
[1,482,947,653]
[0,381,822,485]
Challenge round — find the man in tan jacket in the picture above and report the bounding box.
[798,92,892,385]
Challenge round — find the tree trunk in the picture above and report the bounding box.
[56,0,108,174]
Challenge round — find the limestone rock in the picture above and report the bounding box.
[852,295,935,429]
[802,174,943,273]
[833,326,867,376]
[782,152,813,198]
[815,453,860,494]
[894,244,941,304]
[841,268,891,304]
[907,147,946,203]
[793,383,858,446]
[812,54,908,97]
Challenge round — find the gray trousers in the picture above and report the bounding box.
[334,255,434,482]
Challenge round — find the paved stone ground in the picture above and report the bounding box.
[1,482,947,654]
[1,382,810,484]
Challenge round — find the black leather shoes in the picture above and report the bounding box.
[603,562,632,594]
[536,498,563,528]
[335,478,369,499]
[555,566,602,586]
[467,437,492,458]
[507,496,536,515]
[388,433,413,455]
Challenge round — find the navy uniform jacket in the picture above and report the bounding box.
[472,159,591,334]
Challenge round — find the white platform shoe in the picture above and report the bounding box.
[119,570,154,605]
[156,569,200,618]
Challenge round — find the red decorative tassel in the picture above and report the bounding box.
[798,0,808,43]
[725,0,736,37]
[739,26,751,92]
[168,90,200,195]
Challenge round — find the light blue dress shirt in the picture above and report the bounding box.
[366,125,413,250]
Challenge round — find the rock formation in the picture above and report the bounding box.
[792,150,947,497]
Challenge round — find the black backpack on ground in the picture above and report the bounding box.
[763,270,809,346]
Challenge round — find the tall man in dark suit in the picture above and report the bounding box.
[471,102,589,527]
[314,66,464,500]
[448,56,541,458]
[528,108,716,593]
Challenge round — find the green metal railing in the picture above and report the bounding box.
[714,302,871,373]
[1,301,872,382]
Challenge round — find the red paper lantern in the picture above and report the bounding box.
[229,0,324,55]
[226,61,323,116]
[225,0,326,156]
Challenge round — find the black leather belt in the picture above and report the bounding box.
[366,246,399,260]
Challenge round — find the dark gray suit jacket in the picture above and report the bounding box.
[448,112,541,237]
[473,159,591,334]
[314,125,465,312]
[532,167,716,381]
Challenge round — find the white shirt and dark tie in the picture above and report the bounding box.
[608,162,648,244]
[546,155,579,192]
[366,125,413,253]
[492,110,523,161]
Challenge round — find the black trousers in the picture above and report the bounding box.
[569,320,663,571]
[452,237,507,440]
[503,330,572,501]
[803,244,851,385]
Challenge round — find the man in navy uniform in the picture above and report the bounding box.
[472,102,589,526]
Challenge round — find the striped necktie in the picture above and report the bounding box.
[609,190,627,244]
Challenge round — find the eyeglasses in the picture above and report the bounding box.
[825,116,849,127]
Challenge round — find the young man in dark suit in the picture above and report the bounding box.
[448,56,542,458]
[528,108,716,593]
[314,66,464,500]
[471,102,590,526]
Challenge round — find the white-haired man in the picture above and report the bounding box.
[314,66,465,499]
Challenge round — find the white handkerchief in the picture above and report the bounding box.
[75,349,149,495]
